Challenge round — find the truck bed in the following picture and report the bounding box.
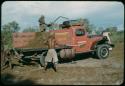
[12,31,72,49]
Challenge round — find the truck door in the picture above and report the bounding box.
[74,28,89,53]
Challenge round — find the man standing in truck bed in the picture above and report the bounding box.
[39,15,46,32]
[44,32,58,72]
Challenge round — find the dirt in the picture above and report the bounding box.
[26,32,51,48]
[1,43,124,85]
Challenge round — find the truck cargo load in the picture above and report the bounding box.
[13,32,51,48]
[12,31,71,49]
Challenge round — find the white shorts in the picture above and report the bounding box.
[45,49,58,63]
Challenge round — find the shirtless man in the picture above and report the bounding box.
[39,15,46,32]
[44,32,58,72]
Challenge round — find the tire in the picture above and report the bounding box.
[39,52,46,67]
[95,44,109,59]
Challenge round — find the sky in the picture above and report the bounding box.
[2,1,124,31]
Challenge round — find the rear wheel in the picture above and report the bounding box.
[39,52,46,67]
[95,44,109,59]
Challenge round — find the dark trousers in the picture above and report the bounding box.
[45,62,57,72]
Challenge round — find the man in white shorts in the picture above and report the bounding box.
[44,32,58,72]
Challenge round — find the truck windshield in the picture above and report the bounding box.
[75,29,85,36]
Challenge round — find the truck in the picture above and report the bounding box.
[9,16,114,68]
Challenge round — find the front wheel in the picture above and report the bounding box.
[95,44,109,59]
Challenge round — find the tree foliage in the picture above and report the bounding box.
[105,26,117,33]
[96,27,104,35]
[23,27,39,32]
[1,21,20,49]
[83,19,96,34]
[104,26,124,43]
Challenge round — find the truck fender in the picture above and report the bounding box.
[91,36,109,50]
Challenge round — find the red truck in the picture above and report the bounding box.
[11,17,114,66]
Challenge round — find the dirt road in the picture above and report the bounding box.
[1,43,124,85]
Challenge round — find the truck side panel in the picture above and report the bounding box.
[13,32,50,48]
[51,29,72,47]
[12,30,73,49]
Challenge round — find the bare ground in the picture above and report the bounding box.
[1,43,124,85]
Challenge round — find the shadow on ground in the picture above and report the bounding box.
[1,52,98,69]
[59,52,97,64]
[1,73,36,85]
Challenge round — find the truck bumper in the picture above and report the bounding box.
[109,44,115,51]
[109,47,112,50]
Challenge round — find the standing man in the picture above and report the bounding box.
[38,15,46,32]
[44,32,58,72]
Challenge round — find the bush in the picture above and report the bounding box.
[110,30,124,44]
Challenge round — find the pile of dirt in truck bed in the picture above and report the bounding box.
[25,32,52,48]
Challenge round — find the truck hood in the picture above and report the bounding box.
[89,35,103,42]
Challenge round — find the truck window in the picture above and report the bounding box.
[75,29,85,36]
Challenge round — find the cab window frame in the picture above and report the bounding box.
[75,29,85,36]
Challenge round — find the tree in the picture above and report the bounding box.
[83,19,96,34]
[9,21,20,32]
[96,27,104,35]
[105,26,117,33]
[2,21,20,32]
[23,27,39,32]
[1,21,20,49]
[83,19,89,30]
[89,24,96,34]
